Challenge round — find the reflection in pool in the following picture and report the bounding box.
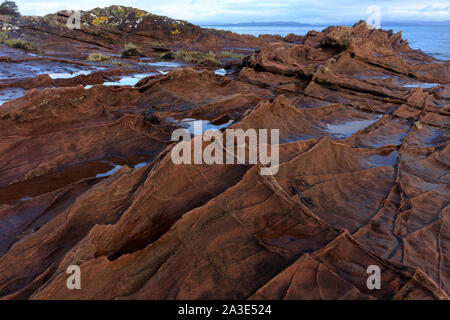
[403,82,439,89]
[325,116,382,139]
[215,69,227,76]
[0,88,26,106]
[175,118,234,136]
[102,73,158,86]
[48,70,92,79]
[95,160,151,178]
[145,61,184,68]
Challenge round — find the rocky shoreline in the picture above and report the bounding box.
[0,7,449,300]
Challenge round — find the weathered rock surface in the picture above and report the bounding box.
[0,5,281,57]
[0,15,448,300]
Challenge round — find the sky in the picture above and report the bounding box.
[10,0,450,24]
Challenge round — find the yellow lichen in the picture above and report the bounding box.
[136,10,145,18]
[92,16,108,25]
[171,24,181,35]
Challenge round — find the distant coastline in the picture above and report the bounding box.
[201,21,314,27]
[201,20,450,27]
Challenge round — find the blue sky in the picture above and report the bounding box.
[11,0,450,24]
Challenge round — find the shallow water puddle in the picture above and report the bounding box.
[414,124,450,147]
[0,61,94,82]
[0,156,153,205]
[215,69,227,76]
[368,150,399,167]
[133,161,151,169]
[0,88,26,106]
[95,159,152,177]
[18,196,33,202]
[145,61,184,68]
[325,116,382,139]
[143,60,185,75]
[48,70,92,79]
[102,73,158,86]
[0,161,107,205]
[96,161,123,178]
[179,118,234,135]
[403,82,439,89]
[353,73,391,80]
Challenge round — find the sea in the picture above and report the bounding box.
[201,24,450,61]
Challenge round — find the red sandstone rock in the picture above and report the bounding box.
[0,11,448,300]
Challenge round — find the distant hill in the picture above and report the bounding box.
[202,21,314,27]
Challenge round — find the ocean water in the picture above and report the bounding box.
[202,24,450,61]
[386,25,450,61]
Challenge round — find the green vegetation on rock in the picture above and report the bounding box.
[3,38,34,51]
[0,30,34,51]
[86,52,130,67]
[86,53,111,62]
[0,31,8,41]
[163,50,222,67]
[108,57,130,67]
[220,51,245,59]
[121,43,145,57]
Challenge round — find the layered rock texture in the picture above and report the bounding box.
[0,5,281,57]
[0,10,449,300]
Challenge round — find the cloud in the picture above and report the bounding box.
[382,4,450,21]
[420,5,450,12]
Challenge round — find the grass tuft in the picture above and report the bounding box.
[220,51,244,59]
[163,50,221,67]
[3,39,34,51]
[86,53,130,67]
[121,43,145,57]
[86,53,111,62]
[108,57,130,67]
[0,32,8,42]
[124,42,140,51]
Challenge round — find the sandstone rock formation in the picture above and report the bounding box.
[0,13,448,300]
